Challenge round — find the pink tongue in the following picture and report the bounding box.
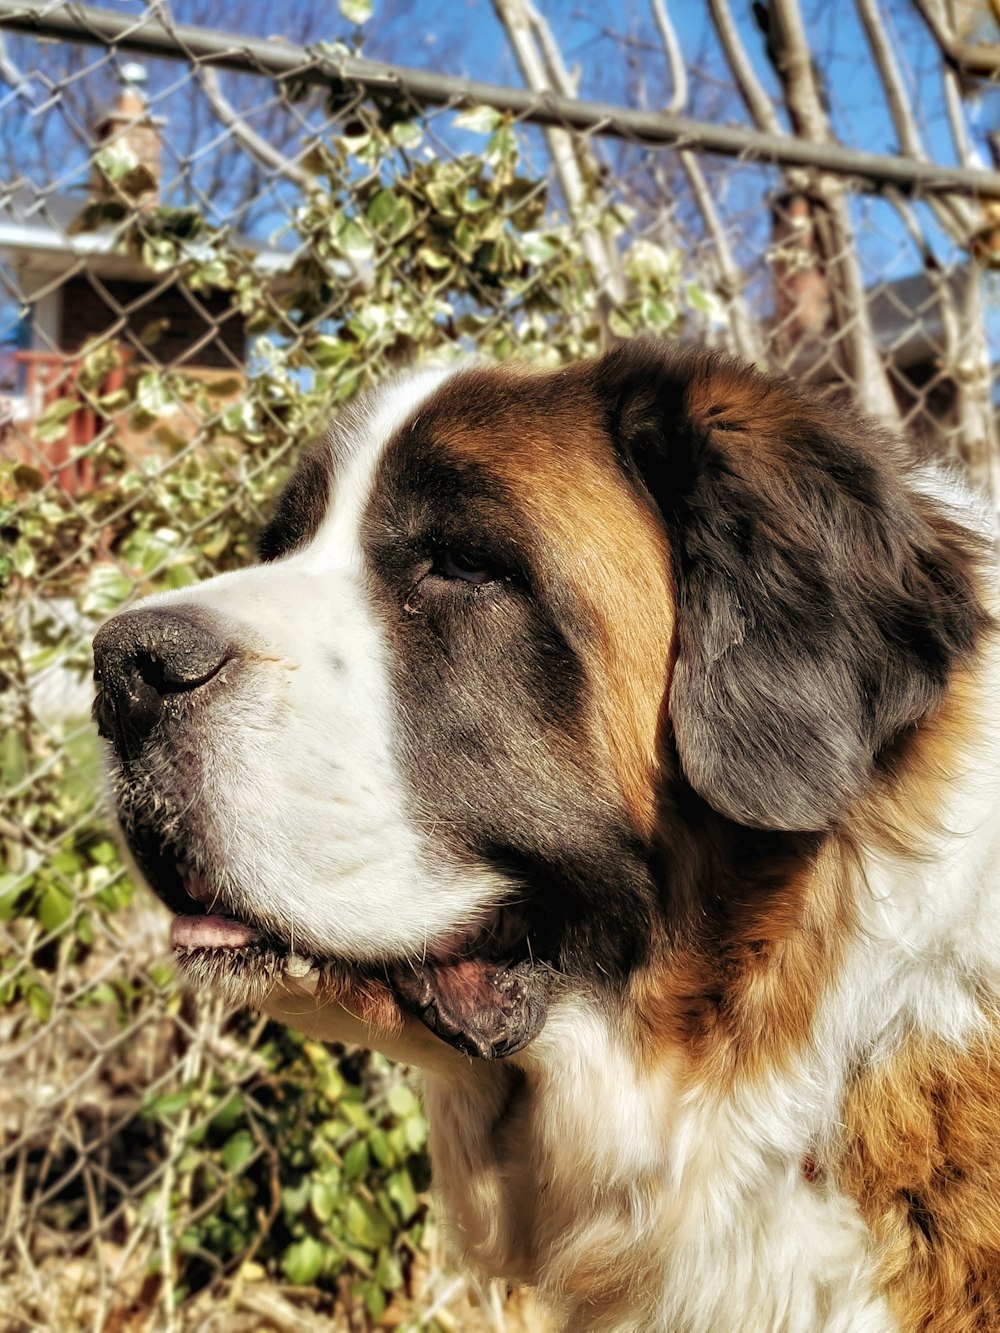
[171,914,260,949]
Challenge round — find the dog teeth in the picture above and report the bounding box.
[284,953,315,977]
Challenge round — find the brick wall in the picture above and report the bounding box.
[59,275,247,369]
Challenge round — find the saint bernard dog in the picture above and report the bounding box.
[93,342,1000,1332]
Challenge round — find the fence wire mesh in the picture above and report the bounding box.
[2,2,1000,1329]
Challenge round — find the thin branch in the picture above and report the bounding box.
[706,0,783,134]
[855,0,923,158]
[913,0,1000,77]
[492,0,625,306]
[942,61,978,168]
[954,266,1000,518]
[0,29,25,89]
[680,150,764,365]
[855,0,977,240]
[762,0,899,423]
[645,1,758,359]
[649,0,687,115]
[195,65,312,188]
[521,0,579,96]
[764,0,829,142]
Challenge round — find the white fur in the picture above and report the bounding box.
[426,993,897,1331]
[133,369,509,962]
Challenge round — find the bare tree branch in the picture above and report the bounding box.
[492,0,625,307]
[758,0,899,424]
[760,0,829,142]
[913,0,1000,77]
[638,0,761,362]
[855,0,977,241]
[942,60,977,166]
[520,0,579,96]
[196,65,312,188]
[0,29,23,89]
[680,151,765,364]
[649,0,687,115]
[856,0,924,159]
[954,266,1000,510]
[706,0,782,134]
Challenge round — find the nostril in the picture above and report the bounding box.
[93,606,235,759]
[132,649,173,697]
[131,646,232,695]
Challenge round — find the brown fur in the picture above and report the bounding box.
[418,363,674,837]
[835,1023,1000,1330]
[631,839,857,1086]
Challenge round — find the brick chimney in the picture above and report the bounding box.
[91,63,163,207]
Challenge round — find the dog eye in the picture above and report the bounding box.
[436,549,498,585]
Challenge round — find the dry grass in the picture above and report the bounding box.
[2,1257,552,1332]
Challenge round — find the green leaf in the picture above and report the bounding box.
[374,1247,403,1292]
[0,880,27,922]
[453,105,504,135]
[341,1101,372,1133]
[89,840,119,866]
[188,259,231,292]
[34,397,80,444]
[143,1089,193,1120]
[28,984,52,1023]
[281,1177,311,1217]
[37,883,73,933]
[416,246,452,272]
[339,0,373,23]
[345,1197,392,1251]
[367,188,413,242]
[485,124,518,165]
[368,1128,392,1167]
[389,120,423,149]
[49,850,84,876]
[403,1113,427,1152]
[343,1139,369,1181]
[518,230,561,266]
[282,1235,326,1285]
[364,1280,386,1322]
[334,217,374,259]
[79,565,132,617]
[308,335,352,370]
[310,1177,340,1223]
[386,1084,419,1119]
[221,1130,255,1172]
[386,1169,418,1223]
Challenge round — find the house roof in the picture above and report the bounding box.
[866,269,969,371]
[0,181,303,294]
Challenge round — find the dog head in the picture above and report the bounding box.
[92,343,987,1066]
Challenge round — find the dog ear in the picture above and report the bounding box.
[590,341,988,832]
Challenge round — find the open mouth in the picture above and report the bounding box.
[128,825,550,1060]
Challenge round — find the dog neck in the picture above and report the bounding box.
[423,999,679,1324]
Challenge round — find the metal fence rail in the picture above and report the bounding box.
[5,1,1000,198]
[1,2,998,1329]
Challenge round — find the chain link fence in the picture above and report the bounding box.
[2,3,1000,1329]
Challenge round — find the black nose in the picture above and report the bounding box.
[93,606,232,760]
